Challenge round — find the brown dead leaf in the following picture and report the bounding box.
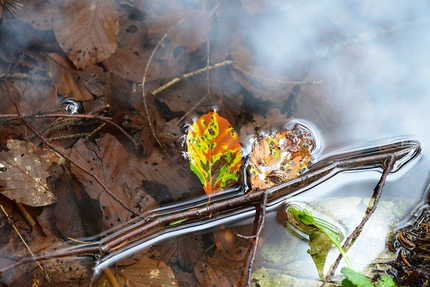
[19,0,60,31]
[0,80,24,114]
[150,233,204,272]
[53,0,119,69]
[45,53,93,101]
[130,148,202,202]
[0,139,59,207]
[97,257,178,287]
[194,249,245,287]
[0,237,90,286]
[54,168,103,239]
[70,133,157,231]
[102,19,150,82]
[147,9,209,58]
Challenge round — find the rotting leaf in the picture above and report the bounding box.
[53,0,119,69]
[150,233,204,272]
[102,19,150,82]
[194,249,243,287]
[0,237,92,286]
[186,111,242,198]
[0,139,59,207]
[70,133,157,231]
[247,124,315,190]
[97,257,179,287]
[45,53,93,101]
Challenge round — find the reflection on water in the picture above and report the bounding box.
[1,0,430,285]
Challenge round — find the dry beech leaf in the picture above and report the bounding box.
[45,53,93,101]
[0,237,91,286]
[151,233,204,272]
[70,134,157,231]
[53,0,119,69]
[247,124,315,190]
[102,19,150,82]
[194,249,243,287]
[19,0,60,31]
[129,148,203,202]
[186,111,242,198]
[0,139,59,207]
[97,257,178,287]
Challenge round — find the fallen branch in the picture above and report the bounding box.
[0,140,421,285]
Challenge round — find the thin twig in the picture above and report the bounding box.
[321,155,396,286]
[237,192,268,285]
[2,81,139,217]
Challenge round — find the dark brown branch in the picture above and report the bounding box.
[0,140,421,280]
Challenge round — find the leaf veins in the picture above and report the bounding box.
[53,0,119,69]
[186,111,242,198]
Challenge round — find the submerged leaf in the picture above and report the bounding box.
[247,124,315,190]
[284,204,351,278]
[97,257,178,287]
[186,111,242,198]
[0,140,59,207]
[53,0,119,69]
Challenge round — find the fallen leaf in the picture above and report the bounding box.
[130,147,203,202]
[102,19,150,82]
[70,133,157,231]
[19,0,60,31]
[194,249,244,287]
[247,124,315,190]
[45,53,93,101]
[53,0,119,69]
[0,237,92,286]
[54,168,103,239]
[186,111,242,198]
[97,257,179,287]
[0,139,59,207]
[150,233,204,272]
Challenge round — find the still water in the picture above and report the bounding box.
[1,0,430,286]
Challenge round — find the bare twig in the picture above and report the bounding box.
[321,155,396,286]
[2,81,139,218]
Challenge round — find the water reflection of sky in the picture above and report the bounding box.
[244,0,430,198]
[241,0,430,280]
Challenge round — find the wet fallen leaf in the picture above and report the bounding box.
[186,111,242,198]
[150,233,204,272]
[70,133,157,231]
[19,0,59,31]
[194,249,244,287]
[97,257,179,287]
[102,19,149,82]
[53,0,119,69]
[247,124,315,190]
[54,167,103,239]
[130,147,202,201]
[45,53,93,101]
[0,236,92,286]
[0,139,59,207]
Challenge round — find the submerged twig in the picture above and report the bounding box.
[321,155,396,286]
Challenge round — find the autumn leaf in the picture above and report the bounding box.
[97,257,179,287]
[0,139,59,207]
[186,111,242,198]
[247,124,315,190]
[70,134,157,231]
[53,0,119,69]
[45,53,93,101]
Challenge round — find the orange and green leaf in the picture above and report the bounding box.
[186,111,242,198]
[247,124,315,190]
